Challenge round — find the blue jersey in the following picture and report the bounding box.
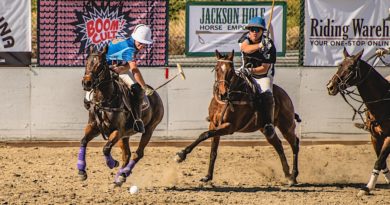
[106,37,138,64]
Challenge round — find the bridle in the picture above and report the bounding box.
[333,59,373,92]
[86,54,112,89]
[213,58,254,105]
[332,56,390,122]
[214,59,235,92]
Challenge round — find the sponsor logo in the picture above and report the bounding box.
[72,2,132,53]
[0,16,15,48]
[0,58,5,63]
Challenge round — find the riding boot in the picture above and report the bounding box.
[258,92,275,138]
[130,84,145,134]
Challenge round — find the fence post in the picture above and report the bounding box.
[298,0,305,66]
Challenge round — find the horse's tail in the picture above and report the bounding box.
[294,113,302,123]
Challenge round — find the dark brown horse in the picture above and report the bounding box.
[175,50,301,185]
[327,48,390,196]
[78,47,164,187]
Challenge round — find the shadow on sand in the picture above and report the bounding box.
[165,182,390,193]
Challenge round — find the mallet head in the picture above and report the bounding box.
[177,63,186,80]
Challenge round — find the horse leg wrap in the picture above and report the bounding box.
[104,155,117,169]
[383,168,390,184]
[367,169,380,190]
[77,146,87,171]
[115,160,137,183]
[103,145,117,169]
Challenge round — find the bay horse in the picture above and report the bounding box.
[175,50,301,185]
[327,48,390,196]
[78,46,164,187]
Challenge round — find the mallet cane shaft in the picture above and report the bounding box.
[154,63,186,91]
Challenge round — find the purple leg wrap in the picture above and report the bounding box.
[105,154,116,169]
[115,160,137,182]
[77,147,86,171]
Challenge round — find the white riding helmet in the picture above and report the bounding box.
[131,24,153,44]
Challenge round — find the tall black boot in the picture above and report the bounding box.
[259,92,275,138]
[130,84,145,134]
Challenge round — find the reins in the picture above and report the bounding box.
[213,58,256,125]
[337,55,390,123]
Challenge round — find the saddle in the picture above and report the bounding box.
[115,79,150,112]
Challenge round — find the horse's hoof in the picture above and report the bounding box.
[200,176,212,182]
[78,170,88,181]
[117,174,126,184]
[174,151,186,163]
[287,179,298,187]
[357,187,370,197]
[108,182,121,191]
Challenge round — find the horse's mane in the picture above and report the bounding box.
[358,58,390,87]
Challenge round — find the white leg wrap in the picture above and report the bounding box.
[367,169,380,190]
[119,71,135,88]
[383,168,390,184]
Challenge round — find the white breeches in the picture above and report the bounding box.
[254,76,273,93]
[119,70,136,88]
[85,70,135,101]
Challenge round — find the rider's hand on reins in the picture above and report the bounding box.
[110,65,122,74]
[241,66,253,76]
[144,87,154,96]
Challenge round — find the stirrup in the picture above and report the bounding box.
[264,124,275,138]
[133,119,145,134]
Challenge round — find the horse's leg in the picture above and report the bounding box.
[263,131,292,185]
[369,134,390,183]
[175,122,232,163]
[278,124,300,185]
[113,137,131,186]
[200,136,221,182]
[358,136,390,196]
[77,123,100,181]
[103,130,121,169]
[115,126,155,186]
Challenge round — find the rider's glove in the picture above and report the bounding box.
[144,87,154,96]
[241,66,253,76]
[376,48,389,57]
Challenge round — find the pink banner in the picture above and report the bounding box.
[38,0,167,67]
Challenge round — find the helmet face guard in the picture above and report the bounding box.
[131,24,153,44]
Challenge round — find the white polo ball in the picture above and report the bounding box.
[129,185,139,194]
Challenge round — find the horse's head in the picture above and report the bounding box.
[82,46,109,91]
[327,47,364,95]
[214,50,235,95]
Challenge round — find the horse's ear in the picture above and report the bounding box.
[227,50,234,60]
[354,49,364,61]
[215,50,222,59]
[102,45,108,54]
[343,47,350,58]
[89,45,94,54]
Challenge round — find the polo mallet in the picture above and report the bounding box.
[266,0,275,39]
[154,63,186,91]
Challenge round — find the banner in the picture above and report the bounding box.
[304,0,390,66]
[186,2,286,57]
[38,0,168,67]
[0,0,31,66]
